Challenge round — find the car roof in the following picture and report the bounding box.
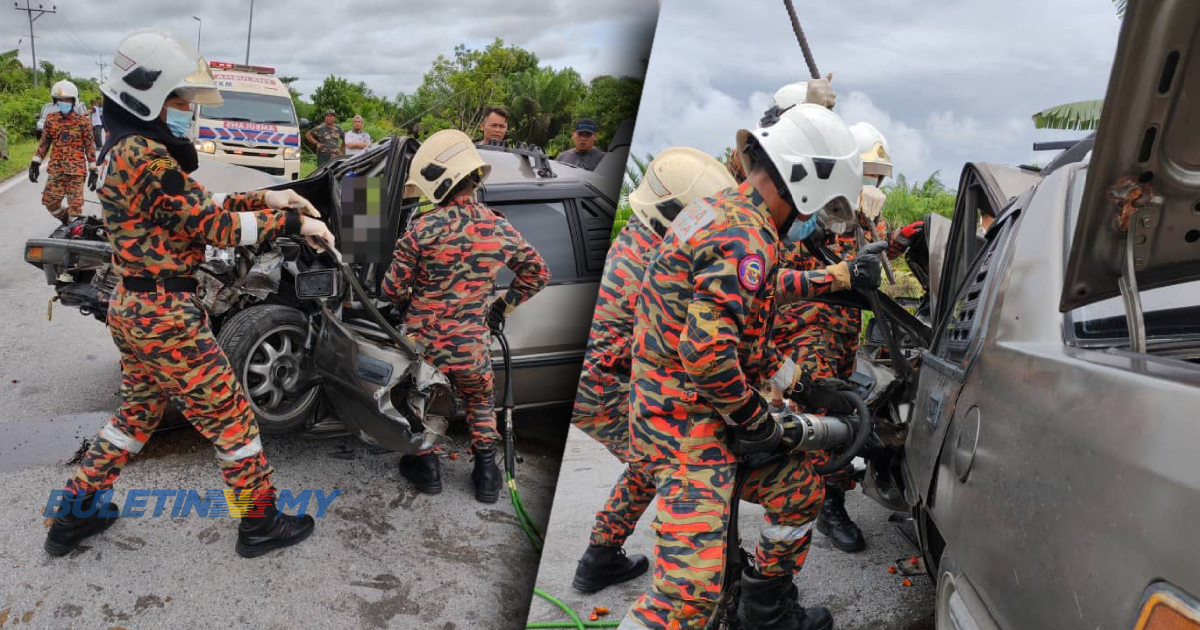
[477,145,618,204]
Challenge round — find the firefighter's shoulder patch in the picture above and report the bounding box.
[737,254,764,292]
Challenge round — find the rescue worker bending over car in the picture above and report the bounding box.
[29,79,97,224]
[773,122,924,553]
[43,29,336,559]
[382,129,550,504]
[621,104,882,630]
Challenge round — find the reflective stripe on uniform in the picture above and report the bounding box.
[215,436,263,462]
[237,211,258,246]
[435,141,469,163]
[769,357,798,393]
[762,521,815,542]
[99,422,145,454]
[212,192,228,206]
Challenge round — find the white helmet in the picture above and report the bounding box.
[628,147,737,237]
[849,122,893,182]
[405,129,491,204]
[772,81,809,109]
[101,29,222,121]
[50,80,79,102]
[736,103,862,218]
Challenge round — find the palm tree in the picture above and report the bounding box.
[1030,0,1123,130]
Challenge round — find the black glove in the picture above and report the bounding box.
[790,374,854,415]
[28,161,40,183]
[728,394,783,457]
[847,240,888,291]
[87,169,99,191]
[487,299,507,332]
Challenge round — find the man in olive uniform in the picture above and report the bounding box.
[382,129,550,503]
[305,108,344,167]
[29,80,97,223]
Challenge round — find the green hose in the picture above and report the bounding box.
[509,473,544,551]
[527,587,622,629]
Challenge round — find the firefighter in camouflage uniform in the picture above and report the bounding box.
[382,128,550,504]
[621,104,886,630]
[43,30,336,559]
[774,122,924,554]
[570,147,738,594]
[28,80,97,223]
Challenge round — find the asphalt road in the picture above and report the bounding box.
[0,173,566,630]
[526,427,937,629]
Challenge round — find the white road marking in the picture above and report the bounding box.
[0,173,26,197]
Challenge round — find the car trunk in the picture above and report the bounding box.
[1059,0,1200,357]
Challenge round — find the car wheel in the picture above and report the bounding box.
[217,304,319,435]
[934,549,1001,630]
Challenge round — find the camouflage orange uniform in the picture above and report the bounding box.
[773,215,903,489]
[381,194,549,450]
[623,181,841,630]
[35,110,96,221]
[572,216,660,547]
[63,135,302,500]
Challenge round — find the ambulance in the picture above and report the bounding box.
[193,61,305,180]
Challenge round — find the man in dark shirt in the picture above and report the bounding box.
[556,118,606,171]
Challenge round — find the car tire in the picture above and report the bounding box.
[934,549,1002,630]
[217,304,320,435]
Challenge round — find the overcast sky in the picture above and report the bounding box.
[3,0,657,100]
[633,0,1122,185]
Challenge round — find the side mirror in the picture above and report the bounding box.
[299,118,310,128]
[295,268,340,299]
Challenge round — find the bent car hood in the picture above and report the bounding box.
[1060,0,1200,311]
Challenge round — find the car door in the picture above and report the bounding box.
[904,166,1027,507]
[489,194,611,407]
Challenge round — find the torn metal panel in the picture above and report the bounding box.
[236,249,284,299]
[311,305,453,454]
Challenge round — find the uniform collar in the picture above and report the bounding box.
[735,180,779,238]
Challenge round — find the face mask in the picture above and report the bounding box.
[56,102,73,114]
[785,213,818,242]
[165,107,192,139]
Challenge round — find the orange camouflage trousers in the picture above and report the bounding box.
[63,286,274,498]
[42,174,85,221]
[572,369,655,547]
[417,342,499,453]
[623,454,825,630]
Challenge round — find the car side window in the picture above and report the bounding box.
[492,200,576,286]
[933,219,1016,365]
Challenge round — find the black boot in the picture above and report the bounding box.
[236,500,315,559]
[816,488,865,552]
[399,452,443,495]
[471,447,503,504]
[572,544,650,594]
[44,491,119,557]
[737,567,833,630]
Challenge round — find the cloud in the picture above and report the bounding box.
[627,0,1121,184]
[1,0,657,102]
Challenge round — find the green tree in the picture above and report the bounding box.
[506,66,584,147]
[1030,0,1124,131]
[416,39,539,138]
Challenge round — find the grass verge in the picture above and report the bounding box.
[0,138,38,182]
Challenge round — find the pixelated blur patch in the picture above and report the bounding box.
[340,176,390,263]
